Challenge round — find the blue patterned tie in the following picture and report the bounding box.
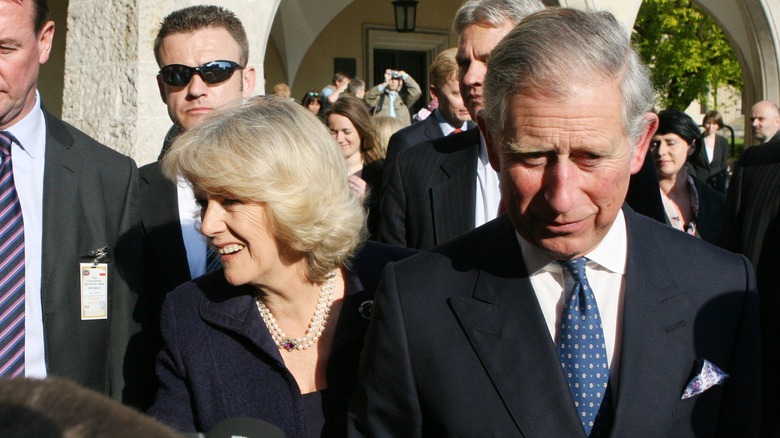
[558,257,610,436]
[0,131,25,377]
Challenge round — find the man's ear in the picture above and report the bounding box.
[630,113,659,175]
[242,66,257,98]
[429,84,439,101]
[37,20,55,64]
[477,113,501,173]
[156,75,167,104]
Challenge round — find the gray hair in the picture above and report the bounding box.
[453,0,545,35]
[483,8,655,148]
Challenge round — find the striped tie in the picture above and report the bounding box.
[0,131,25,377]
[205,246,221,273]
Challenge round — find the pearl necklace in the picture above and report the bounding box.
[256,271,337,352]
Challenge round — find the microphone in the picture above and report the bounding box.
[206,417,286,438]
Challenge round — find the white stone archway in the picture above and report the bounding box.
[57,0,780,161]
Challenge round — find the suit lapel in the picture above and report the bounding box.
[611,208,691,434]
[41,111,82,292]
[449,217,584,437]
[423,114,443,141]
[431,130,479,245]
[140,162,191,281]
[198,281,284,366]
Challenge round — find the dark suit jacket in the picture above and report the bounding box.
[40,110,144,405]
[383,110,476,181]
[668,176,724,245]
[378,128,480,250]
[137,161,192,409]
[149,241,415,436]
[351,209,760,437]
[721,139,780,437]
[385,111,444,173]
[689,134,729,194]
[139,161,191,296]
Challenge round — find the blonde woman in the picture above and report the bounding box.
[149,98,414,436]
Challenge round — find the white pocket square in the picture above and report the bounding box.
[681,359,729,399]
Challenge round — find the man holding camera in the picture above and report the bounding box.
[365,69,421,125]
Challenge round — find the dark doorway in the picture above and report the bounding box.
[373,49,428,117]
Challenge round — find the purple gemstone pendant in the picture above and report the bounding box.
[283,340,296,351]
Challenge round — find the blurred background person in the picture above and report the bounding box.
[148,98,413,436]
[325,95,385,239]
[651,109,725,244]
[345,77,366,99]
[365,69,421,125]
[300,90,322,118]
[321,71,350,111]
[750,100,780,144]
[271,82,292,100]
[688,110,729,193]
[413,98,438,122]
[372,115,406,158]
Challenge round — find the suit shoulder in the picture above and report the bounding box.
[737,141,780,166]
[630,209,744,267]
[395,129,479,168]
[393,217,512,275]
[139,161,167,186]
[47,113,135,167]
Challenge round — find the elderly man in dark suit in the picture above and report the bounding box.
[350,9,760,437]
[0,0,143,405]
[721,137,780,437]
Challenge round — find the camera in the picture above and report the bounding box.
[391,71,401,79]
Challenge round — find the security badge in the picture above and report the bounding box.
[80,246,109,320]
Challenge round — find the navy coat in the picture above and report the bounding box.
[148,241,415,436]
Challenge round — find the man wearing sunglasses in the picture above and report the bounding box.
[139,5,256,401]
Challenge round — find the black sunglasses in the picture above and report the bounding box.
[158,60,244,87]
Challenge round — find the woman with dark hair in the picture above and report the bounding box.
[651,109,725,244]
[300,90,322,118]
[325,95,384,238]
[688,110,729,193]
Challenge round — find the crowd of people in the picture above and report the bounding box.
[1,0,779,437]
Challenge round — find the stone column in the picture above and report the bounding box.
[62,0,280,166]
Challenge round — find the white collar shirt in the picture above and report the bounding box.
[475,132,500,227]
[516,209,628,385]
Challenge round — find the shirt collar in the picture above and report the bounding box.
[516,208,628,275]
[434,109,469,135]
[478,130,489,167]
[4,91,45,159]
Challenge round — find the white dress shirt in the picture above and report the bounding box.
[517,209,628,384]
[176,177,208,279]
[6,92,47,378]
[475,132,501,227]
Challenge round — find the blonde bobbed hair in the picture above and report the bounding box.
[162,97,367,282]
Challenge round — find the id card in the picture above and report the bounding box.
[80,263,108,320]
